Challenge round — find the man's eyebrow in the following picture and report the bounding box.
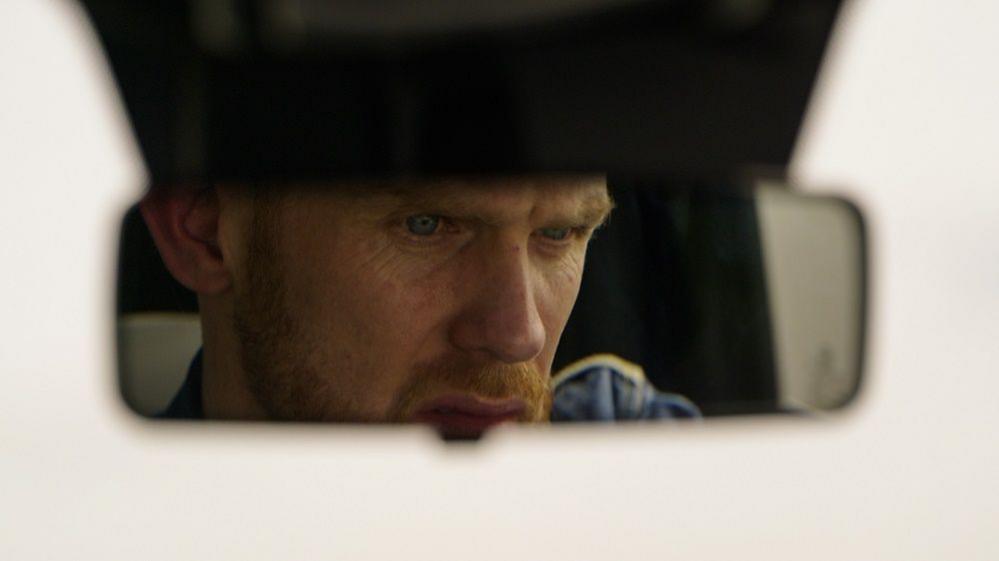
[402,188,616,228]
[576,193,615,226]
[337,179,615,225]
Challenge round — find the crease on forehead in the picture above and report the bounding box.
[334,176,613,224]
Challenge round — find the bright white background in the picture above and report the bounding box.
[1,0,997,559]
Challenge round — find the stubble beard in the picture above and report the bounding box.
[231,205,346,422]
[231,202,553,424]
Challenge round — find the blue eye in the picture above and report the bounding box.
[406,214,440,236]
[540,227,571,241]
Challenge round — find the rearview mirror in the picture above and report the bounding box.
[117,178,865,431]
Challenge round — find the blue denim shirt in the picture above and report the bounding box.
[161,350,700,422]
[550,354,701,421]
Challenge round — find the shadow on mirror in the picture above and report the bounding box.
[116,178,865,440]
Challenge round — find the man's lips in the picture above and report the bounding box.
[410,394,526,438]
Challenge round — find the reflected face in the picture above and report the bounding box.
[230,177,611,437]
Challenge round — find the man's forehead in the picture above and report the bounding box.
[342,174,604,196]
[333,175,612,221]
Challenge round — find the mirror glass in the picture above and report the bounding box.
[116,178,865,437]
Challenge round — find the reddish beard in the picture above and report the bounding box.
[387,355,553,425]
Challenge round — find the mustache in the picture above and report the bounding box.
[387,356,552,423]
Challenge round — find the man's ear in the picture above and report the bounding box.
[139,186,232,295]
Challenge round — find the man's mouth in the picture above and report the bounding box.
[410,394,527,439]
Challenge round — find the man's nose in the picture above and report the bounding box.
[448,243,547,364]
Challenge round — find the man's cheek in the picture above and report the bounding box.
[541,261,585,316]
[537,272,584,356]
[351,272,450,361]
